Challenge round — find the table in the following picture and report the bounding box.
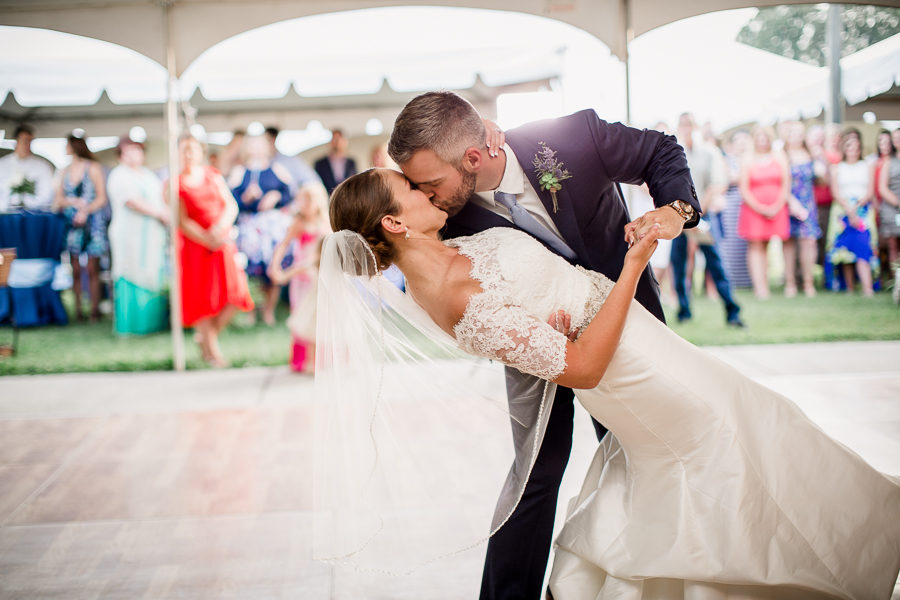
[0,211,69,327]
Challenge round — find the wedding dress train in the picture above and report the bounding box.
[447,228,900,600]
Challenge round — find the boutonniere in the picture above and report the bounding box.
[532,142,571,213]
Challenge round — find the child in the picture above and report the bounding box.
[268,183,330,373]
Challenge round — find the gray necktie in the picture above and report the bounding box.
[494,191,577,260]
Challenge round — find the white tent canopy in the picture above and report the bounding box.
[0,10,569,109]
[772,33,900,121]
[4,0,898,76]
[0,75,559,158]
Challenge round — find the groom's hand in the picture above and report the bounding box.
[624,206,685,246]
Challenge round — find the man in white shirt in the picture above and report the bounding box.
[672,112,743,327]
[0,125,55,211]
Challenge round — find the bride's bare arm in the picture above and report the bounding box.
[554,227,658,389]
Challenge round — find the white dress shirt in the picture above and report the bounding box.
[473,144,566,240]
[0,153,55,211]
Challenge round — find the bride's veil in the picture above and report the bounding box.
[312,230,556,576]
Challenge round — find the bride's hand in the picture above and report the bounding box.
[624,223,660,270]
[548,309,580,341]
[482,119,504,158]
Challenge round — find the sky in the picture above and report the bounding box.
[0,6,892,166]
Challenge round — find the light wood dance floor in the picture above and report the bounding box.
[1,341,899,599]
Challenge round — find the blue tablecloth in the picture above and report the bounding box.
[0,211,69,327]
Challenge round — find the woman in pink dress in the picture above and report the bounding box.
[738,126,791,299]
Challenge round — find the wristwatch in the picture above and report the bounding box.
[666,199,696,222]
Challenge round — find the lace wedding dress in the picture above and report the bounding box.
[446,228,900,600]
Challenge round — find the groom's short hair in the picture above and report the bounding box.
[388,91,485,167]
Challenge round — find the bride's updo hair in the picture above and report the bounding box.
[330,168,399,271]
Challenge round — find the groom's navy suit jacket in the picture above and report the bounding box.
[443,110,699,322]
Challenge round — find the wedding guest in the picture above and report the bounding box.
[672,113,742,326]
[824,123,844,163]
[871,129,895,188]
[827,130,877,296]
[806,124,838,285]
[107,136,169,335]
[176,135,254,367]
[719,130,752,288]
[265,126,321,194]
[216,130,245,182]
[782,121,821,297]
[268,183,330,373]
[53,132,109,322]
[877,130,900,269]
[738,125,790,299]
[700,120,719,149]
[370,142,393,169]
[0,124,54,211]
[314,128,357,194]
[871,130,895,279]
[229,134,293,325]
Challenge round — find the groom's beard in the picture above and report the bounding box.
[436,168,477,218]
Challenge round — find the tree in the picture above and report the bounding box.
[736,5,900,67]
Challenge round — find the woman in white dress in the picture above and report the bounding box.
[827,133,878,296]
[319,168,900,600]
[107,137,169,335]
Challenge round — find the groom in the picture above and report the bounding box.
[388,91,699,599]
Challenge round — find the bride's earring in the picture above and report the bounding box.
[404,227,410,241]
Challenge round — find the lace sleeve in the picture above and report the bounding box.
[453,290,568,381]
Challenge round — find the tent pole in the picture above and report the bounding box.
[164,2,186,371]
[622,0,633,126]
[826,4,844,125]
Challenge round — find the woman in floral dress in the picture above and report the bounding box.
[782,122,821,297]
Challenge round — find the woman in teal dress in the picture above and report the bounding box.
[107,137,169,335]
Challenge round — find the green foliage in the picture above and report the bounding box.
[736,5,900,67]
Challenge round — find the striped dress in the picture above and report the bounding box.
[718,154,751,288]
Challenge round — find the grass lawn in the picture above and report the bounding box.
[664,287,900,346]
[0,284,293,376]
[1,285,898,376]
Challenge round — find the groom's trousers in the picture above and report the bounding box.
[479,385,608,600]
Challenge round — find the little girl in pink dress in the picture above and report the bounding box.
[268,184,330,372]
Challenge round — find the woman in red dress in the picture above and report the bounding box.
[737,125,791,299]
[177,135,254,367]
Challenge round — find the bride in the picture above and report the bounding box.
[316,167,900,599]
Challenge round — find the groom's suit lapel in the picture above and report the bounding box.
[506,132,590,264]
[444,197,516,239]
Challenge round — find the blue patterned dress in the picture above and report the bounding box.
[63,166,109,257]
[232,166,292,281]
[789,161,822,239]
